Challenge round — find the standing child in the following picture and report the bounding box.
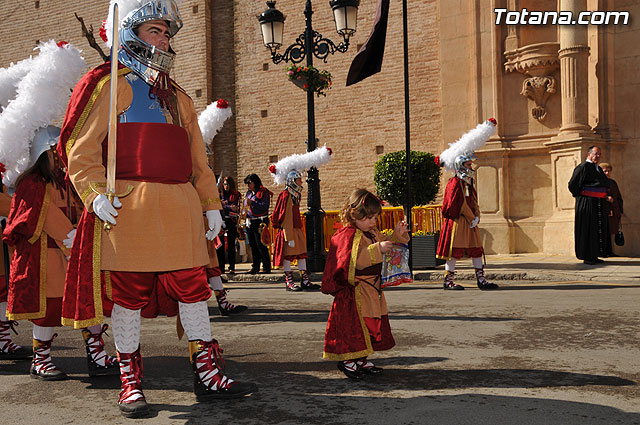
[322,189,409,379]
[3,126,117,380]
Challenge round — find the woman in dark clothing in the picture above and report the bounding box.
[600,163,624,255]
[243,174,272,274]
[219,176,241,273]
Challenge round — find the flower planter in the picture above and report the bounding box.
[411,234,445,269]
[291,77,308,90]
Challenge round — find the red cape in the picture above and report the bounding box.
[3,174,49,319]
[436,176,478,260]
[57,62,118,328]
[321,226,375,360]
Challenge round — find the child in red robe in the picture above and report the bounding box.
[3,127,117,380]
[322,188,409,379]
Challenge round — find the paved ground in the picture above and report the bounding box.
[1,254,639,424]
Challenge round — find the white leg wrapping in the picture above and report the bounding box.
[0,301,7,321]
[179,301,212,342]
[445,258,457,272]
[283,259,292,272]
[32,325,55,341]
[472,257,484,269]
[111,304,141,354]
[297,258,307,271]
[208,276,224,291]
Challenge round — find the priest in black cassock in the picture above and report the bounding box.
[568,146,611,265]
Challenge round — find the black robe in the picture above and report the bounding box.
[568,161,611,260]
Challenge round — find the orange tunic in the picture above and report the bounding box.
[66,69,221,272]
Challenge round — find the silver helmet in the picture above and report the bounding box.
[29,126,60,168]
[286,170,303,194]
[454,152,475,180]
[118,0,183,84]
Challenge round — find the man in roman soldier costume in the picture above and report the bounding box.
[57,0,255,418]
[435,119,499,291]
[0,41,116,373]
[268,146,331,291]
[568,146,611,264]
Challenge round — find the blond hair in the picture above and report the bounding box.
[599,162,612,171]
[340,188,383,226]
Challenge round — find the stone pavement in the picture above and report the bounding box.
[227,253,640,285]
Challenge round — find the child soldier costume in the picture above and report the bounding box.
[268,147,332,291]
[435,119,499,291]
[0,41,116,373]
[57,0,255,418]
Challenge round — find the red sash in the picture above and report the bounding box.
[580,187,607,198]
[102,122,191,184]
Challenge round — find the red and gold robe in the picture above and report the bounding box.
[2,174,74,322]
[322,225,407,361]
[0,189,12,303]
[436,176,483,260]
[271,190,307,266]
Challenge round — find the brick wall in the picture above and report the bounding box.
[234,0,443,210]
[1,0,442,210]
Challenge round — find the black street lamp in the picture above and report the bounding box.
[258,0,359,272]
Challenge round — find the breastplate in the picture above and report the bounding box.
[120,73,171,124]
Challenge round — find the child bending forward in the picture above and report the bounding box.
[322,188,409,379]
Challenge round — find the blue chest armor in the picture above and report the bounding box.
[120,73,171,124]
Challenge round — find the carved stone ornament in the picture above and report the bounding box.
[521,76,556,121]
[505,42,560,121]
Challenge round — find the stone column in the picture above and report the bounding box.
[558,0,591,135]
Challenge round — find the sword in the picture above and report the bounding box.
[91,2,133,231]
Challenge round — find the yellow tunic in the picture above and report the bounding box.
[67,72,221,272]
[281,195,306,258]
[451,181,483,249]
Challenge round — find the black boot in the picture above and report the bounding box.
[443,271,464,290]
[82,324,119,376]
[475,268,498,290]
[30,335,67,381]
[215,290,248,316]
[300,270,320,291]
[0,320,32,361]
[189,340,257,401]
[285,271,302,292]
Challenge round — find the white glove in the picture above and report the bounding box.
[245,218,251,228]
[63,229,76,249]
[92,195,121,225]
[288,240,295,248]
[470,216,480,228]
[205,210,223,241]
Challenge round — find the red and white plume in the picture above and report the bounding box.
[0,41,85,187]
[269,146,333,186]
[198,99,233,144]
[436,118,497,172]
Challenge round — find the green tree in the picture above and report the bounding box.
[374,150,441,206]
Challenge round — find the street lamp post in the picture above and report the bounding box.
[258,0,359,272]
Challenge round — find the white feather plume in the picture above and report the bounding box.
[0,56,34,110]
[0,41,85,187]
[198,100,233,144]
[438,119,497,172]
[105,0,183,48]
[270,146,332,186]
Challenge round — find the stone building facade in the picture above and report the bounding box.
[1,0,638,256]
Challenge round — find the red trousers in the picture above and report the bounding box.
[107,266,211,318]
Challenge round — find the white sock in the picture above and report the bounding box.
[179,301,212,342]
[298,259,307,271]
[111,304,141,354]
[0,302,7,321]
[283,260,292,272]
[445,258,456,272]
[472,257,484,269]
[208,276,224,291]
[32,325,56,341]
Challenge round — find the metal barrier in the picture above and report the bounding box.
[265,205,442,254]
